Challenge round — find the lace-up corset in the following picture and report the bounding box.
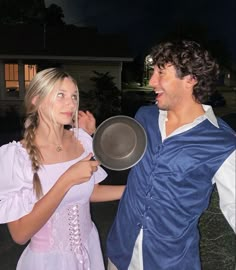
[30,202,93,269]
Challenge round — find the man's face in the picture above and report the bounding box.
[149,64,188,111]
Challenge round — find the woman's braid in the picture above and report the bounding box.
[23,113,43,199]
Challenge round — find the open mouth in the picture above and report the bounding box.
[155,90,164,99]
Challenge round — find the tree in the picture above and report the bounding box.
[44,4,65,26]
[80,71,122,124]
[0,0,64,25]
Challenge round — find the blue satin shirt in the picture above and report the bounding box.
[107,105,235,270]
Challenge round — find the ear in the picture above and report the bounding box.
[32,95,38,105]
[184,75,198,88]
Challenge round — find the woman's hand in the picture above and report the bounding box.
[61,153,99,187]
[78,110,96,135]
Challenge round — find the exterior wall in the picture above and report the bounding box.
[63,62,122,92]
[0,60,123,116]
[0,99,24,117]
[0,60,4,100]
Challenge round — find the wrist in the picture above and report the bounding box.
[57,174,73,193]
[82,127,96,136]
[89,128,96,136]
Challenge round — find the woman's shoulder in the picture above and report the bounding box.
[1,140,30,163]
[0,141,31,185]
[71,128,92,144]
[71,128,93,154]
[0,140,28,160]
[72,127,92,138]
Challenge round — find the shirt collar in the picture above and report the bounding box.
[159,104,219,128]
[201,104,219,128]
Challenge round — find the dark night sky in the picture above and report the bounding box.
[45,0,236,62]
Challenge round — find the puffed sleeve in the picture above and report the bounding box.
[74,128,108,184]
[0,142,37,223]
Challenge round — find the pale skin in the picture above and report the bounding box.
[8,77,125,245]
[149,64,205,136]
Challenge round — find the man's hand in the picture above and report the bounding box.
[78,110,96,135]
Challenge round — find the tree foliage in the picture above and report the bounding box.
[80,71,121,124]
[0,0,64,25]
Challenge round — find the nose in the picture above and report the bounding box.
[149,73,159,89]
[66,97,76,108]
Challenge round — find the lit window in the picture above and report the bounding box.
[4,63,37,98]
[25,64,37,89]
[5,64,19,97]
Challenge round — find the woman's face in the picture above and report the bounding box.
[39,77,79,126]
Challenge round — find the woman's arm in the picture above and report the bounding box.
[8,175,72,245]
[8,154,99,245]
[90,184,126,202]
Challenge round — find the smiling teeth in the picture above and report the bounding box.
[155,90,164,94]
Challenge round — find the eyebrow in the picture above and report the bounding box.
[57,89,77,94]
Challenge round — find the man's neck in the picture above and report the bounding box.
[165,103,205,136]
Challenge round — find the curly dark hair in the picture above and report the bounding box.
[149,40,220,103]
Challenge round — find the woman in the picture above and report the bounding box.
[0,68,125,270]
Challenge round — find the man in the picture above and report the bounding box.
[106,40,235,270]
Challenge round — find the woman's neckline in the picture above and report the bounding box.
[15,139,85,166]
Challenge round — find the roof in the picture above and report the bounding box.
[0,24,133,61]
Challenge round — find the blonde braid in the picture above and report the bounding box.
[24,113,43,199]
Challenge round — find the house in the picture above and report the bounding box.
[223,63,236,87]
[0,24,133,116]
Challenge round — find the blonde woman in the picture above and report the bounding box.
[0,68,125,270]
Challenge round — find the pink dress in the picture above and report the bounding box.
[0,128,107,270]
